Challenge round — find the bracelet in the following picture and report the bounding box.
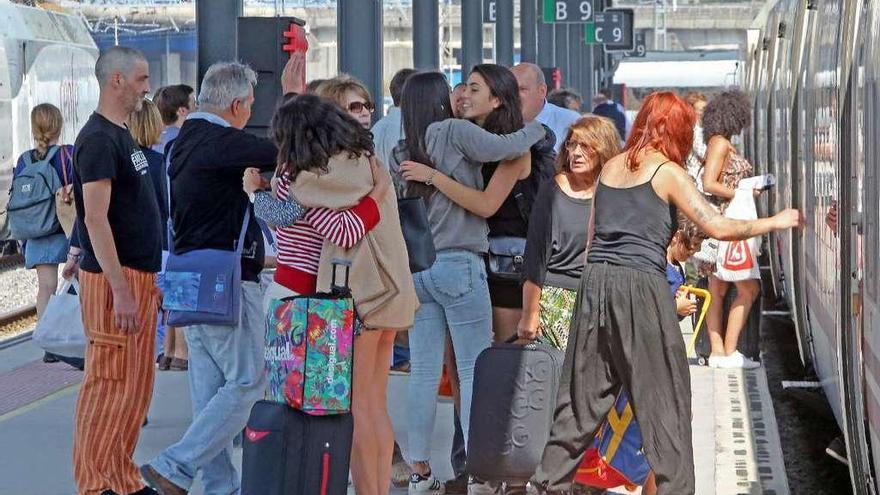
[425,170,437,186]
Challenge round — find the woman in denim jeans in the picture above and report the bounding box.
[388,72,546,495]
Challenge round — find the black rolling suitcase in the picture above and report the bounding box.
[694,277,762,365]
[241,400,353,495]
[466,337,565,482]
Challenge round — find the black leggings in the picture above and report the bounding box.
[532,263,695,495]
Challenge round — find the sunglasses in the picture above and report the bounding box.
[348,101,375,114]
[564,140,595,155]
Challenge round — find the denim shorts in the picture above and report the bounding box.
[24,231,68,269]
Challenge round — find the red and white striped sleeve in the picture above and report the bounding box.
[303,196,381,249]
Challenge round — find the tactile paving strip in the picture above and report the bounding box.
[0,360,82,417]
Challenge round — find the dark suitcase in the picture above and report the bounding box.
[241,400,353,495]
[466,337,565,482]
[694,277,762,365]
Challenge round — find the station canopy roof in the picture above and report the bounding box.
[614,49,742,88]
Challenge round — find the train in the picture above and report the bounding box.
[0,0,100,215]
[746,0,880,492]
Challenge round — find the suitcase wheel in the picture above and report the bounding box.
[697,356,708,366]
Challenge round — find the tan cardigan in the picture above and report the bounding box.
[292,153,418,331]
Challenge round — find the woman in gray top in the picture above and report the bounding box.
[388,71,545,494]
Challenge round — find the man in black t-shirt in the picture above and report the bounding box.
[69,46,163,495]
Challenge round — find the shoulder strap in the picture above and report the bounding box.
[649,160,673,182]
[59,146,70,186]
[165,142,175,252]
[41,145,61,165]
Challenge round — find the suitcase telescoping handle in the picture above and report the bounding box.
[684,286,712,356]
[330,258,352,294]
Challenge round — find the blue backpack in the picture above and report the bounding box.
[7,146,63,240]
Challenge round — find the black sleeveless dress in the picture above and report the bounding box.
[532,163,696,495]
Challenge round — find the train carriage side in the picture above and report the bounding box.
[0,2,99,212]
[848,0,880,489]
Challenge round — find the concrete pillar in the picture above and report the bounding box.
[413,0,439,70]
[520,0,538,64]
[536,1,554,67]
[338,0,383,119]
[461,0,483,75]
[495,0,514,66]
[196,0,242,87]
[554,23,569,86]
[568,26,582,102]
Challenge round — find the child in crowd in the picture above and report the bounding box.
[667,213,710,319]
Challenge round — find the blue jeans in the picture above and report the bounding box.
[150,282,266,494]
[407,250,492,461]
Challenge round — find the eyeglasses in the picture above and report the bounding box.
[564,140,594,156]
[348,101,375,114]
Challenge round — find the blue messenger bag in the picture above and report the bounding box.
[159,143,246,327]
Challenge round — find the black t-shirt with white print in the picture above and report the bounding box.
[72,112,163,274]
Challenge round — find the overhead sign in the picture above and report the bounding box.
[623,31,647,57]
[542,0,595,24]
[484,0,497,23]
[584,8,634,51]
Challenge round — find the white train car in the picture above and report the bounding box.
[0,0,99,211]
[749,0,880,492]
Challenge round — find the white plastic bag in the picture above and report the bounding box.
[715,189,761,282]
[33,279,86,358]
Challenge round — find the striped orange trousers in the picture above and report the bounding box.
[73,267,159,495]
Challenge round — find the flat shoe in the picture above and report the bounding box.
[169,358,188,371]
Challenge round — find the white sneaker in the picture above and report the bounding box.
[467,476,501,495]
[727,351,761,369]
[409,471,445,494]
[708,355,726,368]
[710,352,761,369]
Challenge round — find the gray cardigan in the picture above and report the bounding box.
[391,118,546,254]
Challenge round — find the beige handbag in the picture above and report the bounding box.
[55,146,76,237]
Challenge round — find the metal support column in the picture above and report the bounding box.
[520,0,537,64]
[413,0,439,70]
[495,0,514,66]
[581,43,596,110]
[461,0,483,76]
[568,25,582,103]
[536,4,555,68]
[196,0,242,86]
[554,23,570,86]
[338,0,383,119]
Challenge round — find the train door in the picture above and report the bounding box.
[804,0,845,427]
[852,0,880,487]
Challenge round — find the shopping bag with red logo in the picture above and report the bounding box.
[715,189,761,282]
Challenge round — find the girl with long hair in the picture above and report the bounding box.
[401,64,556,343]
[13,104,75,363]
[388,70,546,494]
[245,94,415,495]
[529,91,801,495]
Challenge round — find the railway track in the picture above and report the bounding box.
[0,304,37,350]
[0,253,24,271]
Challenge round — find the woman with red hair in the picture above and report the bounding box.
[529,91,801,495]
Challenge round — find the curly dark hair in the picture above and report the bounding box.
[702,89,751,144]
[270,93,374,180]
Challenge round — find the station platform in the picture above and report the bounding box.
[0,321,790,495]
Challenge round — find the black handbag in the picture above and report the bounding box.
[398,196,436,273]
[487,236,527,281]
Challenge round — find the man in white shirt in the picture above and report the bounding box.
[511,63,581,153]
[371,68,416,169]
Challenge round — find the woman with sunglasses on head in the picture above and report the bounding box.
[401,64,557,345]
[528,91,801,495]
[515,116,620,351]
[389,71,546,495]
[315,75,376,130]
